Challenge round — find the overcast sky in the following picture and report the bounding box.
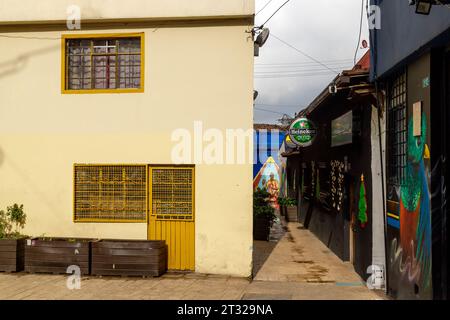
[254,0,370,124]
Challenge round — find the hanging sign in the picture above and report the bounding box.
[288,117,317,147]
[284,135,297,149]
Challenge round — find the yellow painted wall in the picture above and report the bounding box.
[0,0,255,24]
[0,21,254,277]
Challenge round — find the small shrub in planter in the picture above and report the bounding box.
[91,239,167,277]
[253,188,276,241]
[285,198,299,222]
[277,197,287,217]
[24,237,92,275]
[0,204,27,272]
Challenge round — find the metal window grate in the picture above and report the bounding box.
[66,37,141,90]
[74,165,147,222]
[151,167,194,221]
[387,72,407,186]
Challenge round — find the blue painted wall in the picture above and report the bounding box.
[370,0,450,79]
[253,130,285,178]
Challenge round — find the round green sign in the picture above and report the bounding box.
[288,118,317,147]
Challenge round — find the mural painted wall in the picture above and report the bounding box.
[253,129,285,207]
[386,53,434,299]
[387,113,432,299]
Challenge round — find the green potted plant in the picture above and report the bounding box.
[253,188,276,241]
[285,198,299,222]
[0,204,27,272]
[277,197,287,217]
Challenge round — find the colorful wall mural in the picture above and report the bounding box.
[253,128,285,207]
[387,113,433,299]
[253,156,280,207]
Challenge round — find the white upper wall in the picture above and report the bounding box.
[0,0,254,24]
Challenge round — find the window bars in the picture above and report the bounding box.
[74,165,147,222]
[151,167,194,221]
[65,36,142,91]
[387,72,408,186]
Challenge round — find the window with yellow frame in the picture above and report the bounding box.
[61,33,144,94]
[73,165,147,223]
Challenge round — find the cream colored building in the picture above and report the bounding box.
[0,0,254,277]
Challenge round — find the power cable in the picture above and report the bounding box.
[256,0,276,15]
[254,107,289,116]
[259,0,291,27]
[270,33,341,75]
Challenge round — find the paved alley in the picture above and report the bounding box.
[0,221,384,300]
[248,219,384,300]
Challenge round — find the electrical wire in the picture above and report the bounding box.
[259,0,291,27]
[256,0,276,15]
[0,34,60,40]
[254,107,289,115]
[269,33,341,75]
[354,0,365,65]
[256,59,353,66]
[255,103,305,108]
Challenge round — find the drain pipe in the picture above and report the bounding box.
[375,81,389,295]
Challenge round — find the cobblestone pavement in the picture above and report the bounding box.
[0,219,385,300]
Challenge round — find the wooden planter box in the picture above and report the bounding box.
[253,217,271,241]
[0,238,25,272]
[24,238,91,275]
[91,240,167,277]
[286,206,299,222]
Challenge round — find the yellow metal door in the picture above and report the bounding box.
[148,166,195,271]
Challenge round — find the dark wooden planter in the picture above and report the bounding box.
[286,206,299,222]
[24,238,91,275]
[280,205,287,217]
[91,240,167,277]
[253,217,271,241]
[0,238,25,272]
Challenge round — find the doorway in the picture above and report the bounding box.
[147,166,195,271]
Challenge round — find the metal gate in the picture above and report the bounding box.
[147,166,195,271]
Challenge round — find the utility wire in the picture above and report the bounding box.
[354,0,365,65]
[270,33,341,75]
[255,103,305,108]
[259,0,291,27]
[0,34,60,40]
[256,0,275,15]
[254,107,289,115]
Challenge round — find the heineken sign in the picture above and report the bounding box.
[288,117,317,147]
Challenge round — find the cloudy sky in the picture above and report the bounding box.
[254,0,370,124]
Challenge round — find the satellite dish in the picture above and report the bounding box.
[255,28,270,47]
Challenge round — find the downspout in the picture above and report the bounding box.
[375,81,389,295]
[369,0,389,293]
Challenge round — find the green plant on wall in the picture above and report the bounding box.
[358,174,368,228]
[254,188,276,221]
[0,204,27,239]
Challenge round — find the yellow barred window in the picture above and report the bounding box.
[62,33,144,93]
[151,167,194,221]
[74,165,147,222]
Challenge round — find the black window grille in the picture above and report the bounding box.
[387,71,407,186]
